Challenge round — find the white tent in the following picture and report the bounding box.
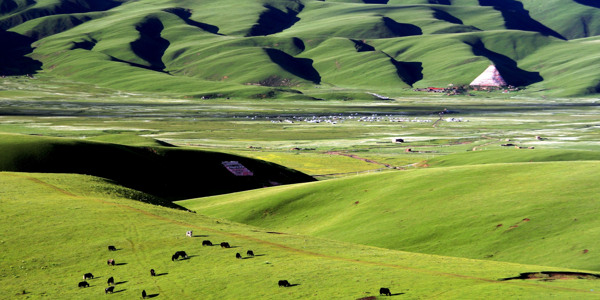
[470,65,507,87]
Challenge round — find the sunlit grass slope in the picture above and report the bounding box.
[2,0,600,96]
[424,149,600,167]
[179,160,600,271]
[0,133,314,200]
[2,172,600,299]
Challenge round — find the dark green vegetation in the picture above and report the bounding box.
[0,133,314,200]
[2,0,600,97]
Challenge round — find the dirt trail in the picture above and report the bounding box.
[326,151,399,169]
[8,173,597,295]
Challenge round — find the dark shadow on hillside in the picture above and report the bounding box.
[382,17,422,37]
[109,55,170,74]
[0,0,121,31]
[465,39,543,87]
[383,52,423,87]
[478,0,565,40]
[130,17,169,71]
[351,39,375,52]
[0,30,42,75]
[0,0,20,14]
[500,271,600,281]
[574,0,600,9]
[429,0,451,4]
[264,48,321,84]
[163,7,222,35]
[292,37,305,53]
[71,36,97,50]
[363,0,389,3]
[432,8,462,24]
[247,4,303,36]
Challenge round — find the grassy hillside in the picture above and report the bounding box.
[1,0,599,97]
[423,149,600,167]
[2,171,600,299]
[179,160,600,271]
[0,133,315,200]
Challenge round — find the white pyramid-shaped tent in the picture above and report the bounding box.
[470,65,507,87]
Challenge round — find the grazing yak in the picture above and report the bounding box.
[235,253,242,259]
[171,253,180,261]
[380,287,391,296]
[78,281,90,288]
[150,269,156,276]
[107,277,114,286]
[175,251,188,258]
[186,230,193,237]
[107,259,115,266]
[202,240,213,246]
[246,250,254,257]
[108,245,116,251]
[142,289,147,299]
[83,273,94,280]
[220,242,231,248]
[105,286,115,294]
[278,280,291,287]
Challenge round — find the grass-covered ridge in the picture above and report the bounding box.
[0,133,315,200]
[179,160,600,271]
[1,0,599,97]
[2,171,600,299]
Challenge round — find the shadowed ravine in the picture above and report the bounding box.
[478,0,565,40]
[130,17,170,71]
[465,39,543,87]
[264,48,321,84]
[163,7,222,35]
[247,4,303,36]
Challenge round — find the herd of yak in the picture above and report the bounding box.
[76,230,395,298]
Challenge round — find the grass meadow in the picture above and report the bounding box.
[2,172,600,299]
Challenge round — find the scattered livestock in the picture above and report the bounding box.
[186,230,193,237]
[278,280,291,287]
[380,287,392,296]
[202,240,213,246]
[108,245,116,251]
[142,290,147,299]
[107,276,114,286]
[235,253,242,259]
[107,259,115,266]
[83,273,94,280]
[220,242,231,248]
[105,286,115,294]
[172,251,188,261]
[150,269,156,276]
[78,281,90,288]
[246,250,254,257]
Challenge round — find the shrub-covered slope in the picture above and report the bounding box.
[179,160,600,271]
[2,0,600,96]
[0,133,315,200]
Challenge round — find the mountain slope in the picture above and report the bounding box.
[2,0,600,96]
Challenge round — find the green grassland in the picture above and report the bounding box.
[2,0,600,97]
[3,172,600,299]
[178,160,600,271]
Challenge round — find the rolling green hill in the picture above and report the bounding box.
[1,0,600,97]
[179,160,600,271]
[2,171,600,299]
[0,133,315,200]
